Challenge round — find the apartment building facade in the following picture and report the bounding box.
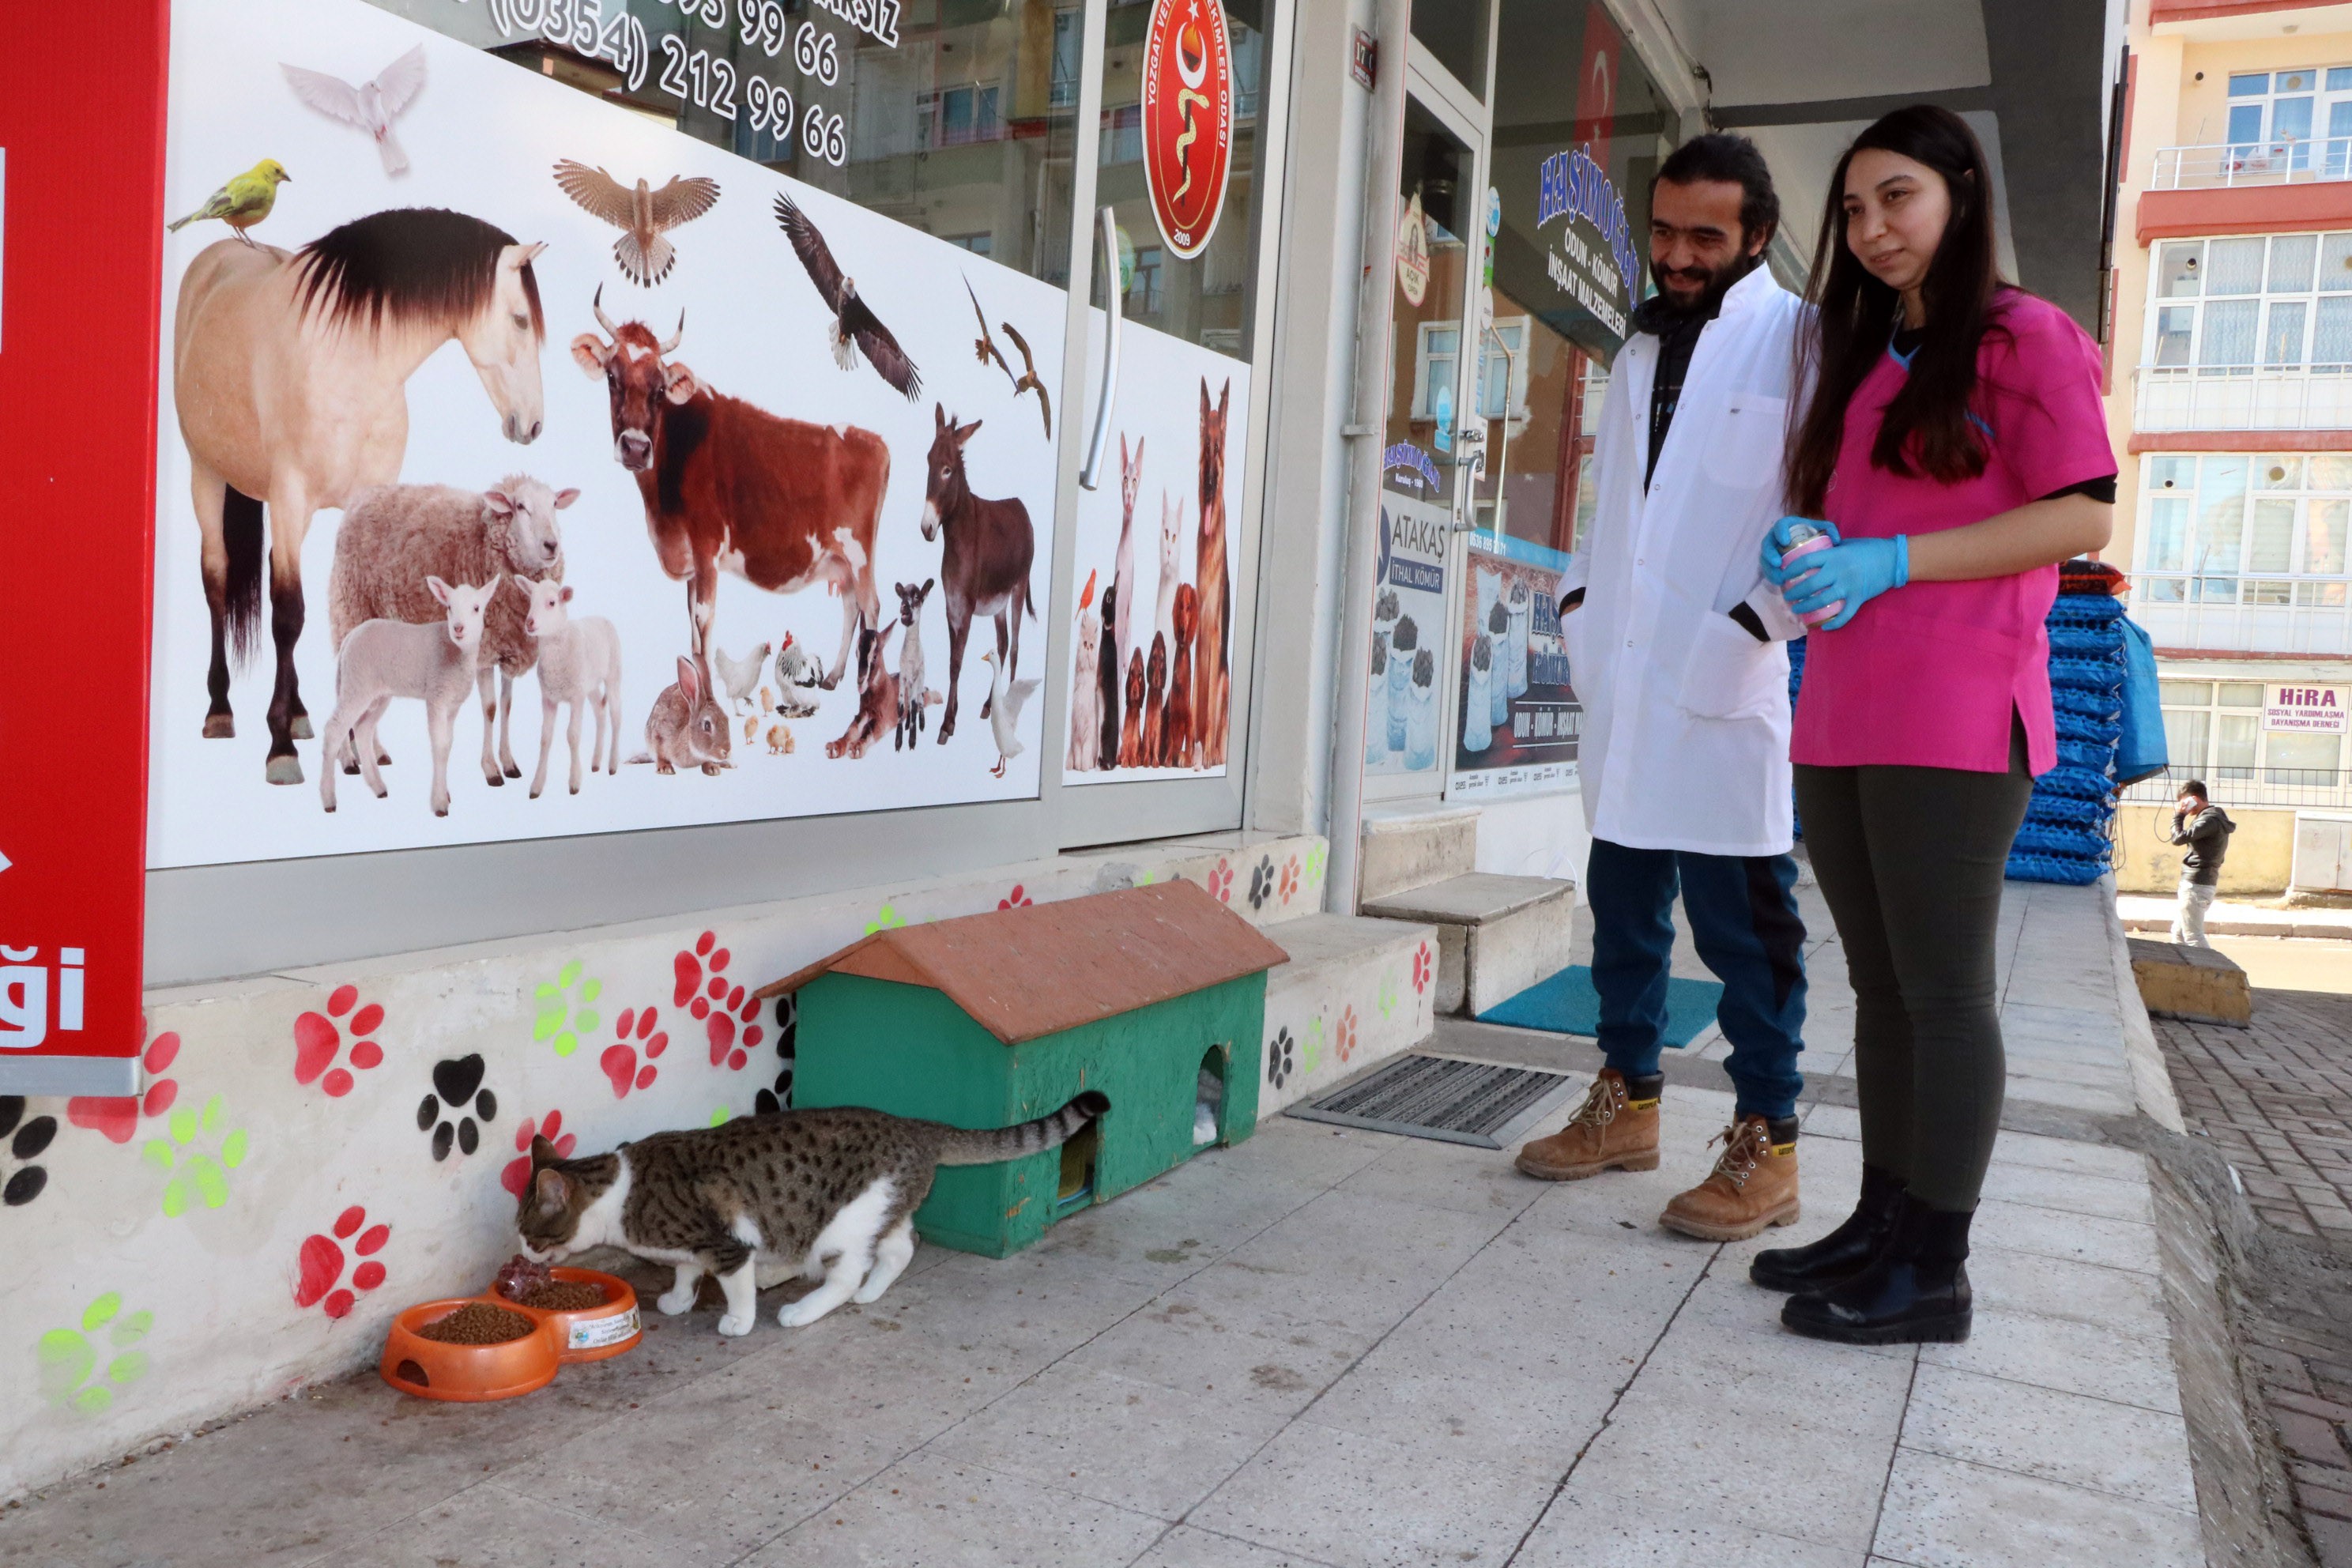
[2109,0,2352,889]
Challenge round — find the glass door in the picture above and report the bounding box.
[1053,0,1291,846]
[1362,78,1488,803]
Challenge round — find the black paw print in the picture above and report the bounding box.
[416,1056,497,1162]
[1,1096,56,1207]
[1247,857,1275,910]
[1265,1027,1295,1090]
[753,994,799,1116]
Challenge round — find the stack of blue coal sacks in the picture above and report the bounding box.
[2007,575,2128,884]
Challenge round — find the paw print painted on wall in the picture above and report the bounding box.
[67,1023,179,1144]
[1247,857,1275,910]
[1304,842,1328,891]
[1279,856,1301,904]
[37,1294,153,1416]
[1265,1026,1295,1090]
[144,1095,249,1217]
[601,1003,669,1099]
[677,932,763,1069]
[997,884,1034,910]
[753,993,799,1115]
[532,962,602,1058]
[1411,942,1433,994]
[1206,859,1234,903]
[501,1111,577,1197]
[864,903,909,935]
[1302,1015,1326,1076]
[0,1098,57,1208]
[1376,969,1400,1020]
[292,986,384,1097]
[295,1206,390,1319]
[416,1055,498,1162]
[1336,1005,1359,1065]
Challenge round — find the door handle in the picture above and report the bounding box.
[1080,205,1122,492]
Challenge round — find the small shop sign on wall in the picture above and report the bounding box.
[2267,685,2346,733]
[1140,0,1236,261]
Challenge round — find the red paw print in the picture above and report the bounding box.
[997,884,1033,910]
[69,1020,180,1144]
[1411,943,1432,994]
[501,1110,578,1197]
[675,932,762,1072]
[1279,858,1300,903]
[1336,1005,1359,1064]
[601,1004,671,1099]
[292,986,384,1097]
[295,1205,390,1318]
[1207,859,1233,903]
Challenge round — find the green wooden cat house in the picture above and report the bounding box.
[756,880,1287,1258]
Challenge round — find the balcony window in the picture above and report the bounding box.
[2137,234,2352,430]
[2153,680,2347,801]
[2132,452,2352,609]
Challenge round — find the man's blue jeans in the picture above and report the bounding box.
[1586,837,1807,1121]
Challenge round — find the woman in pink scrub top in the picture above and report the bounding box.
[1747,107,2116,1347]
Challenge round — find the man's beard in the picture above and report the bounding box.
[1644,252,1759,322]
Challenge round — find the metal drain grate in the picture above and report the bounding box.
[1283,1054,1579,1149]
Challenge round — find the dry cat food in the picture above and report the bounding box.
[517,1280,608,1312]
[414,1302,537,1345]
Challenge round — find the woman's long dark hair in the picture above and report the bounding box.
[1786,106,2007,515]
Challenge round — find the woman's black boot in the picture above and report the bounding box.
[1781,1193,1973,1345]
[1749,1163,1905,1293]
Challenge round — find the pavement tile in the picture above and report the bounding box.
[1920,1306,2184,1415]
[1515,1484,1860,1567]
[1566,1370,1895,1551]
[336,1483,677,1568]
[1332,1131,1549,1222]
[1872,1446,2202,1568]
[1970,1198,2161,1275]
[926,1363,1287,1520]
[1900,1363,2198,1513]
[1974,1159,2153,1223]
[1056,1269,1385,1423]
[1127,1525,1345,1567]
[741,1449,1168,1567]
[1187,1420,1556,1568]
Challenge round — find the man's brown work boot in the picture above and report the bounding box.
[1659,1114,1801,1240]
[1513,1069,1661,1180]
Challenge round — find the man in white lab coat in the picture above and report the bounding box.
[1513,135,1813,1243]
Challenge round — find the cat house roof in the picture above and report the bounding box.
[755,880,1289,1046]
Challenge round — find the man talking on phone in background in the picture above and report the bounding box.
[1512,134,1815,1243]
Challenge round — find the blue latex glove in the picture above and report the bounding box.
[1785,535,1909,630]
[1760,515,1838,589]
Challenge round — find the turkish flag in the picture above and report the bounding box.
[1572,0,1624,171]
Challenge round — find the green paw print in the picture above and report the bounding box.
[1134,869,1159,887]
[1304,843,1328,889]
[1302,1015,1326,1075]
[708,1106,733,1128]
[863,903,907,936]
[39,1294,153,1415]
[143,1095,247,1217]
[533,961,603,1058]
[1376,969,1400,1020]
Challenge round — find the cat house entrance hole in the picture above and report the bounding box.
[1194,1045,1228,1148]
[1057,1121,1099,1211]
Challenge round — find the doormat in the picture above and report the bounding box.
[1475,966,1724,1047]
[1284,1054,1581,1149]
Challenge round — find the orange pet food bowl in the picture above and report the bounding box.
[379,1267,640,1401]
[380,1298,559,1403]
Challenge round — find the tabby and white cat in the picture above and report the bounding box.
[516,1091,1110,1335]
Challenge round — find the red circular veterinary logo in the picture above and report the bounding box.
[1140,0,1235,261]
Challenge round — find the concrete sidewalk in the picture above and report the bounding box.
[0,882,2205,1568]
[2119,893,2352,942]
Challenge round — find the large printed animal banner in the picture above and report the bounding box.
[148,0,1065,868]
[1061,321,1252,786]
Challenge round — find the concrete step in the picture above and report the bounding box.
[1257,914,1438,1118]
[1057,833,1330,929]
[1358,805,1479,904]
[2128,937,2252,1027]
[1361,873,1575,1017]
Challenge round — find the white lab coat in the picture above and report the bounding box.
[1555,265,1810,858]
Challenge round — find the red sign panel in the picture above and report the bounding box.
[0,0,168,1094]
[1140,0,1235,262]
[1572,0,1623,172]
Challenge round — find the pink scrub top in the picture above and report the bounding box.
[1790,291,2116,776]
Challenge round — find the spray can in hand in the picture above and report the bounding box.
[1780,522,1844,628]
